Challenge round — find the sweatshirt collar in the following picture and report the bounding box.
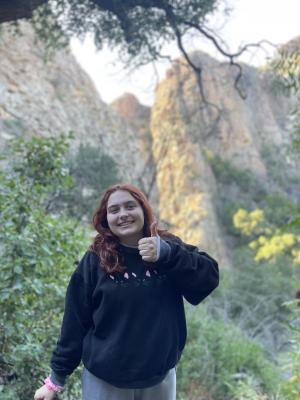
[118,243,140,255]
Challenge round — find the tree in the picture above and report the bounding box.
[0,0,264,101]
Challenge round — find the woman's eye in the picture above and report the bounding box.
[127,204,135,209]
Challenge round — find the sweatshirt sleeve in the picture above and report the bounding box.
[49,251,95,384]
[157,238,219,306]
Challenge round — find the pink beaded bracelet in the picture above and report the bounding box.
[44,377,64,393]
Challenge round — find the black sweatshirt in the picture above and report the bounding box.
[50,237,219,388]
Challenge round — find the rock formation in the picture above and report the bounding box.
[150,52,295,265]
[1,22,297,267]
[0,23,145,185]
[110,93,158,205]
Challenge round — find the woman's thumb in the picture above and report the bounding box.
[150,220,158,237]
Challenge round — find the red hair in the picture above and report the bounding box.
[90,183,170,273]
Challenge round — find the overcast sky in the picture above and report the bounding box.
[71,0,300,106]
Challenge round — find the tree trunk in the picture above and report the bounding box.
[0,0,48,24]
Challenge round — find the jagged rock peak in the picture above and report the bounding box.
[279,35,300,54]
[110,93,150,121]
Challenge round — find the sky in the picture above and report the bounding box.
[71,0,300,106]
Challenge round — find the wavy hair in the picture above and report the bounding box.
[90,183,170,273]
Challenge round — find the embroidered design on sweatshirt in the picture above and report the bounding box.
[108,268,167,288]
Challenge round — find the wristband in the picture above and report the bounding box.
[44,376,64,393]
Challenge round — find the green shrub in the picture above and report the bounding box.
[205,152,264,196]
[2,118,26,136]
[56,142,120,221]
[263,193,299,227]
[207,247,299,356]
[0,135,88,399]
[214,193,253,236]
[278,301,300,400]
[260,144,298,188]
[176,306,280,400]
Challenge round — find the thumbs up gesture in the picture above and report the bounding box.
[138,221,159,262]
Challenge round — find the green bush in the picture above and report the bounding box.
[2,118,26,136]
[205,152,264,196]
[263,193,299,227]
[176,306,280,400]
[260,144,299,188]
[207,247,299,356]
[278,301,300,400]
[214,193,253,236]
[0,135,89,399]
[55,142,120,221]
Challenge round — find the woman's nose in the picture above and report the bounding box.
[119,208,129,218]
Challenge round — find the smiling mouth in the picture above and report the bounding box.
[118,221,134,227]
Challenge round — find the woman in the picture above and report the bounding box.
[34,183,219,400]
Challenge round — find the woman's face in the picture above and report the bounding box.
[106,190,145,246]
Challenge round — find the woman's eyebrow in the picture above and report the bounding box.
[107,200,137,209]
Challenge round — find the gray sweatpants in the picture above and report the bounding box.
[81,367,176,400]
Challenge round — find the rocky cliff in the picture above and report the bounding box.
[150,52,295,265]
[0,23,146,186]
[1,23,296,267]
[110,93,158,205]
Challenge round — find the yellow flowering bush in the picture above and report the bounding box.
[233,208,300,265]
[233,208,266,237]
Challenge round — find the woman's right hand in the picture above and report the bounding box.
[34,384,56,400]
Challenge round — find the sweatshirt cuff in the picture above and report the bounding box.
[50,370,66,387]
[158,238,171,262]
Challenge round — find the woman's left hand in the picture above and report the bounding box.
[138,221,159,262]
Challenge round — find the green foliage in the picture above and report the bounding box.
[277,48,300,236]
[214,191,258,237]
[271,46,300,158]
[58,143,119,221]
[271,48,300,93]
[260,144,300,189]
[291,110,300,154]
[176,306,280,400]
[233,208,266,238]
[204,148,300,245]
[227,376,272,400]
[0,135,89,399]
[263,192,299,227]
[204,151,259,192]
[232,204,300,265]
[2,118,26,137]
[207,247,300,356]
[204,149,268,202]
[28,0,218,66]
[9,133,71,187]
[31,2,69,60]
[203,150,268,236]
[279,301,300,400]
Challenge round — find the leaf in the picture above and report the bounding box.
[0,289,11,301]
[14,265,23,274]
[285,216,300,229]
